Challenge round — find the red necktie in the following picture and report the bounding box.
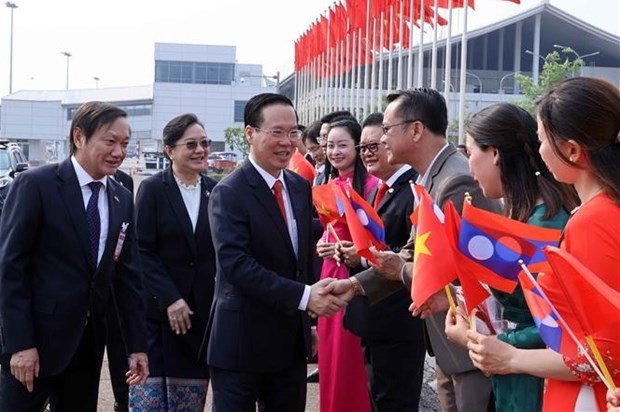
[273,180,288,222]
[373,182,389,209]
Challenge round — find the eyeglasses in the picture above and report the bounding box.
[356,142,380,154]
[254,127,302,140]
[172,139,211,150]
[381,119,419,135]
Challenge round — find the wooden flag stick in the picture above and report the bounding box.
[444,285,457,316]
[327,222,343,267]
[585,335,617,390]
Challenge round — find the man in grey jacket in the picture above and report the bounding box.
[331,88,501,412]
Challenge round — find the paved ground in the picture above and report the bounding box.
[97,354,441,411]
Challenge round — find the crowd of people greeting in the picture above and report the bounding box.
[0,76,618,412]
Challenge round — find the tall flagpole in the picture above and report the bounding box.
[369,16,377,114]
[377,11,385,110]
[430,0,439,88]
[417,0,425,87]
[444,0,453,99]
[457,3,469,144]
[397,0,404,90]
[363,0,372,119]
[350,29,357,116]
[386,4,394,95]
[407,0,415,88]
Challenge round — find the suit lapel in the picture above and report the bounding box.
[194,174,214,244]
[57,159,95,271]
[285,171,307,266]
[426,144,457,194]
[243,162,295,257]
[163,168,196,254]
[98,178,123,273]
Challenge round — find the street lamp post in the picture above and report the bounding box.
[239,71,281,93]
[525,49,546,63]
[92,76,100,88]
[553,44,600,76]
[466,72,482,94]
[61,51,72,90]
[499,71,520,97]
[5,1,18,94]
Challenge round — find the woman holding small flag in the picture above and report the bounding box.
[444,102,578,412]
[315,117,378,412]
[465,77,620,412]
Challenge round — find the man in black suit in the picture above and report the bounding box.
[0,101,149,411]
[105,169,135,412]
[337,112,425,411]
[330,89,500,412]
[206,93,347,412]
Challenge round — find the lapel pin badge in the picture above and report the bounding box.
[113,195,120,203]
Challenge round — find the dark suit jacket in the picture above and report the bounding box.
[356,145,502,374]
[113,169,134,195]
[345,168,424,341]
[0,159,147,376]
[135,168,217,355]
[206,161,314,373]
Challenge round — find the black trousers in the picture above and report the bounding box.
[210,355,306,412]
[362,338,426,412]
[0,320,104,412]
[106,294,129,410]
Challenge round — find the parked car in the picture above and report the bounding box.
[0,140,29,216]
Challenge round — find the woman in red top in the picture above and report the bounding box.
[465,77,620,411]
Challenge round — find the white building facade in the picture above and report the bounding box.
[0,43,278,163]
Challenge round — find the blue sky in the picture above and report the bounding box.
[0,0,617,97]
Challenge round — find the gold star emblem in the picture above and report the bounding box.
[414,231,432,262]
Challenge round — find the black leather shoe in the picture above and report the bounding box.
[306,368,319,383]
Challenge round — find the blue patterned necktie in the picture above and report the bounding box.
[87,181,103,266]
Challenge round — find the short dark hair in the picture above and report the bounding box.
[362,112,383,128]
[537,77,620,203]
[386,88,448,136]
[302,120,322,146]
[320,110,354,124]
[466,103,578,221]
[244,93,297,128]
[162,113,204,147]
[70,101,127,154]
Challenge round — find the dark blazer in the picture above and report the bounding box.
[113,169,134,195]
[356,145,502,375]
[345,168,423,341]
[135,168,217,354]
[0,159,146,376]
[206,161,314,373]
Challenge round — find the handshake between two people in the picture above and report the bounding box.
[307,240,408,318]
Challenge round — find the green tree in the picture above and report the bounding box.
[224,127,249,157]
[516,47,584,115]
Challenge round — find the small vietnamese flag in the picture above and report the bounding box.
[312,183,344,226]
[410,185,458,306]
[288,149,317,184]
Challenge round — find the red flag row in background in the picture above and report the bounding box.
[294,0,519,74]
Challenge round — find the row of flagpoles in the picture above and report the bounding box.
[293,0,520,139]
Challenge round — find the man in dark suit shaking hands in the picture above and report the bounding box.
[207,93,346,412]
[0,101,149,411]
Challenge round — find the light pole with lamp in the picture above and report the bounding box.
[553,44,600,76]
[525,50,546,83]
[61,51,72,90]
[499,71,520,98]
[92,76,100,88]
[5,1,18,94]
[466,72,482,94]
[525,49,546,63]
[239,71,281,93]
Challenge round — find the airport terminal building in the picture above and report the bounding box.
[0,2,618,163]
